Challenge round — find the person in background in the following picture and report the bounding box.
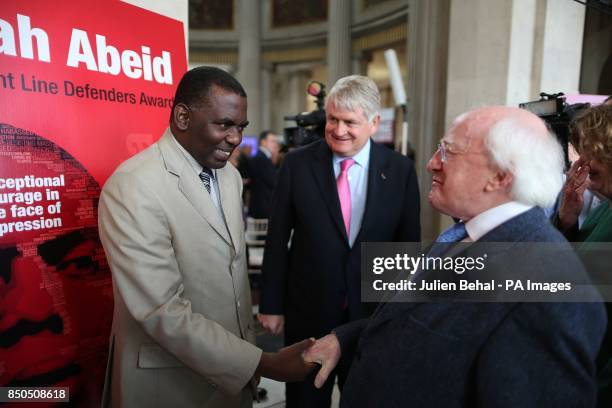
[554,97,612,229]
[237,144,253,210]
[553,104,612,407]
[247,130,280,219]
[555,104,612,242]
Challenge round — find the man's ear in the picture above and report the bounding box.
[485,170,513,192]
[370,114,381,135]
[172,103,190,131]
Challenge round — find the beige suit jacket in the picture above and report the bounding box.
[99,129,262,408]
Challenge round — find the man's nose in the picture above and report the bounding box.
[226,127,242,146]
[426,149,442,173]
[2,256,54,323]
[334,121,347,135]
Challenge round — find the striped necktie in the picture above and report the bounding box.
[199,168,214,194]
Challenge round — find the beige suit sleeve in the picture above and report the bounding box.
[98,171,262,395]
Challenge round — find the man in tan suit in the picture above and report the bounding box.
[99,67,313,408]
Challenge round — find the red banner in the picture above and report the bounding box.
[0,1,187,405]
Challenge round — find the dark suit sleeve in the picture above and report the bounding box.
[249,154,277,190]
[331,318,369,371]
[260,158,277,190]
[396,159,421,242]
[333,318,368,353]
[551,211,580,241]
[259,158,294,315]
[476,302,604,407]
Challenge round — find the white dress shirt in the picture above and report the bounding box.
[464,201,533,242]
[171,133,221,209]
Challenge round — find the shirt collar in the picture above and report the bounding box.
[464,201,533,241]
[171,131,216,179]
[332,139,371,169]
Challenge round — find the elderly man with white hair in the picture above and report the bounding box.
[304,106,606,407]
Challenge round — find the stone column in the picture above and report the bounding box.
[237,0,261,136]
[261,62,273,131]
[288,69,310,116]
[270,67,311,138]
[537,0,585,95]
[351,50,369,76]
[445,0,585,121]
[406,0,451,241]
[327,0,352,86]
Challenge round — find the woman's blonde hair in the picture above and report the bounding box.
[570,104,612,164]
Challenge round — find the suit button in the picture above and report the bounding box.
[237,301,241,309]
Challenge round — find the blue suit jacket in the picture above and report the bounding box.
[335,207,606,407]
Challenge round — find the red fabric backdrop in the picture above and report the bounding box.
[0,1,187,405]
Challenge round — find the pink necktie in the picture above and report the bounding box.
[337,158,355,238]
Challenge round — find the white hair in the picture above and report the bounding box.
[325,75,381,121]
[484,117,564,208]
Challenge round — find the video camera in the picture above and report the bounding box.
[519,92,589,168]
[283,81,326,149]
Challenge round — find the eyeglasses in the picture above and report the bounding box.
[436,139,469,163]
[436,138,487,164]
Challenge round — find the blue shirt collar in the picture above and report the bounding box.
[332,139,371,169]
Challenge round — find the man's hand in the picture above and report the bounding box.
[257,314,284,335]
[255,338,317,382]
[559,157,590,230]
[302,334,342,389]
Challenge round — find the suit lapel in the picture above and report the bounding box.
[158,130,233,247]
[218,166,242,251]
[311,141,348,242]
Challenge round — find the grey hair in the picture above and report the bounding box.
[325,75,381,122]
[484,117,564,208]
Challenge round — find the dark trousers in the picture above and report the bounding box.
[285,310,351,408]
[286,351,351,408]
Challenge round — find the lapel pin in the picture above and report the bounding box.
[381,173,386,180]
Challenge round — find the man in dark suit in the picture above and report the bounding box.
[258,75,421,407]
[247,130,279,219]
[304,106,606,407]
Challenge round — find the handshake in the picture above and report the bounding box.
[256,314,341,389]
